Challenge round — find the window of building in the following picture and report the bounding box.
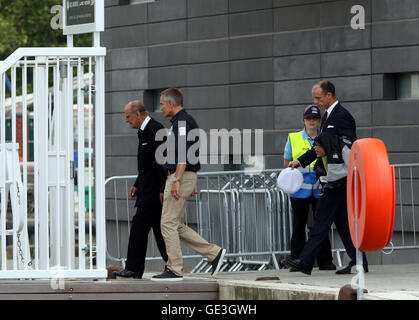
[396,73,419,99]
[144,89,164,113]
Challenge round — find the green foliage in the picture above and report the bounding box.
[0,0,91,60]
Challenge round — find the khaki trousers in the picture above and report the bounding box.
[161,172,220,276]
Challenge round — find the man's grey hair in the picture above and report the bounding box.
[162,87,183,107]
[127,100,148,115]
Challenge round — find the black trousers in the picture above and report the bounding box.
[299,185,367,272]
[125,201,168,276]
[290,196,333,267]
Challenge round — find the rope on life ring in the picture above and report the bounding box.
[347,138,396,252]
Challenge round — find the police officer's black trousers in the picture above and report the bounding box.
[290,195,334,267]
[299,184,367,272]
[125,202,168,276]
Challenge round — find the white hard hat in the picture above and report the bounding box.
[276,168,304,194]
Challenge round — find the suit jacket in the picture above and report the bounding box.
[133,118,167,208]
[298,102,356,181]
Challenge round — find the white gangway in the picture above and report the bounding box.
[0,46,107,280]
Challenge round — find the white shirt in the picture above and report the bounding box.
[326,100,339,118]
[140,115,151,131]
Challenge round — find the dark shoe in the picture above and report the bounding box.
[112,269,142,279]
[318,263,336,271]
[151,269,183,282]
[289,266,299,272]
[211,248,226,276]
[336,263,368,275]
[282,259,312,275]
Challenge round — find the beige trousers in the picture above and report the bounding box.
[161,172,221,276]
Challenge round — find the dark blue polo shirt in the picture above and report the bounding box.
[163,109,201,172]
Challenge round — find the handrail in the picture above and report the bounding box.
[0,47,106,74]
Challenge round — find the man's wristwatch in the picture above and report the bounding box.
[172,177,180,183]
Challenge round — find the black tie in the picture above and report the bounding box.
[321,112,328,130]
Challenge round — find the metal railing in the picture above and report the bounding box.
[0,47,107,279]
[105,163,419,272]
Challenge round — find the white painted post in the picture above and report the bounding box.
[77,58,86,269]
[95,54,106,272]
[0,74,7,270]
[35,56,50,270]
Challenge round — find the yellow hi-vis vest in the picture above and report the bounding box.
[288,131,320,198]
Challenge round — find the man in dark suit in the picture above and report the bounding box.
[283,80,368,275]
[114,100,168,279]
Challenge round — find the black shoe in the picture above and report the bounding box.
[336,263,368,275]
[289,266,299,272]
[112,269,142,279]
[282,259,312,275]
[151,269,183,282]
[211,248,226,276]
[319,263,337,271]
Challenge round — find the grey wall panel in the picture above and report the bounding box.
[356,128,372,139]
[274,4,320,32]
[372,46,419,74]
[106,135,138,156]
[274,0,332,7]
[188,109,230,130]
[148,20,187,45]
[328,76,372,102]
[263,131,288,155]
[229,106,274,130]
[373,101,419,126]
[106,48,148,71]
[188,15,228,41]
[372,0,419,21]
[264,154,283,169]
[148,43,188,67]
[149,66,187,88]
[105,0,119,7]
[274,54,320,81]
[230,59,273,84]
[188,40,229,64]
[273,30,320,56]
[102,25,148,49]
[373,20,419,47]
[229,10,273,36]
[187,62,229,86]
[274,79,315,105]
[320,0,371,27]
[344,102,372,127]
[184,86,229,109]
[105,4,147,28]
[275,105,310,130]
[106,113,132,135]
[389,153,419,164]
[373,127,419,152]
[371,74,396,100]
[106,69,148,91]
[321,26,371,52]
[187,0,228,18]
[229,0,273,13]
[321,51,371,77]
[148,0,187,23]
[106,91,144,114]
[229,83,274,108]
[106,156,137,177]
[229,35,272,60]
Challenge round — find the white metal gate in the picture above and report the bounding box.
[0,47,106,279]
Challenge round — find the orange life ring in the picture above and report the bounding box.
[347,138,395,251]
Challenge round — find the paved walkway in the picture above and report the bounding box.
[145,264,419,300]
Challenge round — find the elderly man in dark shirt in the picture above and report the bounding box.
[114,100,168,279]
[151,88,226,281]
